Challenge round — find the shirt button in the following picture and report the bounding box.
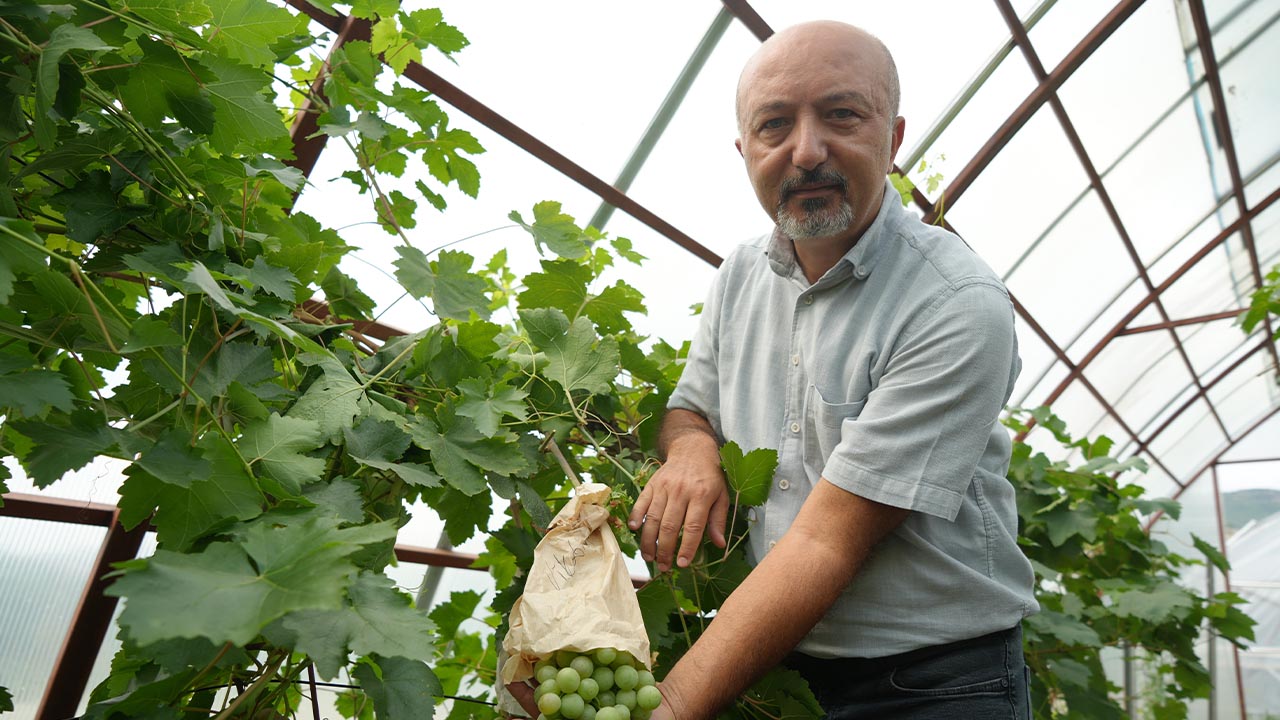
[768,540,777,551]
[790,421,800,433]
[791,354,800,366]
[804,295,814,305]
[778,479,791,491]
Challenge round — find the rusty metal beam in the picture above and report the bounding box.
[0,493,116,526]
[719,0,773,41]
[1038,184,1280,415]
[1187,0,1280,376]
[925,0,1146,223]
[994,0,1230,441]
[285,13,372,182]
[35,508,147,720]
[1215,456,1280,465]
[1116,308,1248,336]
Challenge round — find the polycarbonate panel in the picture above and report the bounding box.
[1055,0,1190,170]
[82,532,158,717]
[1025,0,1113,71]
[1209,352,1280,438]
[1221,408,1280,461]
[1005,191,1133,347]
[1201,331,1268,386]
[1218,5,1280,183]
[1160,232,1252,322]
[903,52,1038,222]
[1206,0,1280,74]
[2,456,127,506]
[0,517,107,719]
[1245,147,1280,206]
[1134,456,1180,499]
[1084,330,1195,433]
[1010,322,1058,406]
[1106,95,1222,266]
[1250,198,1280,275]
[1204,0,1264,32]
[621,17,770,263]
[1147,398,1228,480]
[420,2,720,186]
[1154,457,1220,548]
[1064,280,1148,364]
[946,105,1089,278]
[1014,357,1069,411]
[1225,509,1280,718]
[1129,381,1199,453]
[1045,380,1112,453]
[1146,199,1238,288]
[1174,317,1255,379]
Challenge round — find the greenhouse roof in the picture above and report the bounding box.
[2,0,1277,717]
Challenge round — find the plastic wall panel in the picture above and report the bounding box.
[0,518,106,720]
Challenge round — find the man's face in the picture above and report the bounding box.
[736,30,903,245]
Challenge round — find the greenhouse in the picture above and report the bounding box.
[0,0,1277,718]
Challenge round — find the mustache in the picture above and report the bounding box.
[779,169,849,199]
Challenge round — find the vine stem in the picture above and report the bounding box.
[540,433,581,489]
[187,643,232,698]
[211,653,285,720]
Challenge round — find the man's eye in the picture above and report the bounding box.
[830,108,858,119]
[760,118,788,131]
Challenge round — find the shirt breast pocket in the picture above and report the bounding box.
[803,384,867,473]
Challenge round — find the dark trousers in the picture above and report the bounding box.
[783,625,1031,719]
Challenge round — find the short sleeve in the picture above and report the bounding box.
[666,255,733,438]
[821,280,1019,520]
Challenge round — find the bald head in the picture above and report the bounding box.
[736,21,900,135]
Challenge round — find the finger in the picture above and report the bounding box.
[655,495,689,572]
[707,488,730,548]
[629,481,654,530]
[675,498,710,568]
[639,493,667,563]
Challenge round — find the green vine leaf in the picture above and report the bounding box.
[241,414,326,496]
[719,441,776,507]
[351,656,442,720]
[454,377,528,437]
[34,24,114,147]
[205,0,307,68]
[278,572,437,680]
[109,515,397,646]
[509,201,590,259]
[520,307,619,396]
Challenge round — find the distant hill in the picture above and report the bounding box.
[1222,488,1280,535]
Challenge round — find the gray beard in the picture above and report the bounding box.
[776,195,855,240]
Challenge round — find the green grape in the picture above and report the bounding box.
[536,664,559,683]
[636,685,662,711]
[616,689,637,710]
[637,670,655,687]
[556,667,582,694]
[570,655,595,677]
[592,667,614,691]
[595,708,621,720]
[535,678,558,700]
[582,706,597,720]
[594,647,618,666]
[557,649,579,666]
[614,665,639,691]
[597,690,616,708]
[614,704,632,720]
[633,710,652,720]
[538,692,562,716]
[578,677,600,702]
[612,652,635,669]
[560,693,586,719]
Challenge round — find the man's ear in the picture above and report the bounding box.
[887,116,906,170]
[735,137,744,158]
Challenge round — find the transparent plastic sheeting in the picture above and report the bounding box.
[0,518,107,720]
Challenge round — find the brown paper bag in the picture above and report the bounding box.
[497,482,651,713]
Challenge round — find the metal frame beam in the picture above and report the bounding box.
[1116,308,1248,336]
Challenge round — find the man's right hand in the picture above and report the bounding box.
[628,410,729,572]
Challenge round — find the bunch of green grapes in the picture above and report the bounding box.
[530,647,662,720]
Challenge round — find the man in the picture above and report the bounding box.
[631,19,1036,720]
[512,19,1035,720]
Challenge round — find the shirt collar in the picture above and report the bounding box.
[765,177,902,285]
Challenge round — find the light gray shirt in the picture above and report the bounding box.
[669,180,1038,658]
